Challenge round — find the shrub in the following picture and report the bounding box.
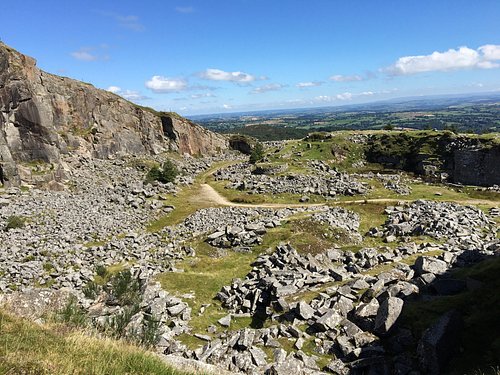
[58,296,87,327]
[106,304,140,339]
[106,270,141,306]
[139,315,161,348]
[249,142,265,164]
[82,281,101,299]
[95,264,108,278]
[145,159,178,184]
[4,215,26,231]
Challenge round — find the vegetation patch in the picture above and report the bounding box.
[145,159,178,184]
[0,310,188,375]
[3,215,26,231]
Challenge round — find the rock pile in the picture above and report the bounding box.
[0,153,241,292]
[214,162,368,197]
[217,245,346,314]
[369,200,494,248]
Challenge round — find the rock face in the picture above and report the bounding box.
[417,310,463,375]
[453,148,500,186]
[365,132,500,186]
[0,43,227,185]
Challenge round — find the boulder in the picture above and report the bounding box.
[314,310,343,332]
[417,310,463,375]
[414,256,448,276]
[374,297,404,334]
[297,301,315,320]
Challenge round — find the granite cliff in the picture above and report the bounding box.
[0,43,227,186]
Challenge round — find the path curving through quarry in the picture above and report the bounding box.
[198,183,498,209]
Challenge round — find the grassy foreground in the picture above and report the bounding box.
[0,310,189,375]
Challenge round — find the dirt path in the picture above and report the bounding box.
[199,184,499,209]
[198,184,325,208]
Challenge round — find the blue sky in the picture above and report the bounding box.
[2,0,500,115]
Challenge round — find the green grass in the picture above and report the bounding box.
[157,240,258,344]
[147,160,241,231]
[0,310,189,375]
[209,179,327,204]
[276,217,354,255]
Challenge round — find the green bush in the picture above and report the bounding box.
[145,159,178,184]
[58,296,87,327]
[95,264,108,278]
[4,215,26,231]
[82,281,101,299]
[140,315,161,348]
[249,142,265,164]
[106,270,141,306]
[106,304,140,339]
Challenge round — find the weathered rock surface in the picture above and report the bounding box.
[417,310,463,375]
[374,296,404,334]
[365,132,500,186]
[0,42,227,185]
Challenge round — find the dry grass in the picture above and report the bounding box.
[0,310,189,375]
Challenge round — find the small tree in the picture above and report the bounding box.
[249,142,264,164]
[383,124,395,130]
[145,159,178,184]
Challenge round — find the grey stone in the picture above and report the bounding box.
[297,301,315,320]
[417,310,462,375]
[218,314,232,327]
[315,310,343,331]
[415,256,448,276]
[374,296,404,334]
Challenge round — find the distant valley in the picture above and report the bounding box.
[193,93,500,141]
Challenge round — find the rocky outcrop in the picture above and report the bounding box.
[0,43,227,185]
[453,147,500,186]
[365,132,500,186]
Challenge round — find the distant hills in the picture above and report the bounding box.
[193,92,500,140]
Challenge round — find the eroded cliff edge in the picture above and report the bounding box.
[0,43,228,186]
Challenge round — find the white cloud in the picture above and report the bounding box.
[386,45,500,75]
[199,68,257,83]
[145,76,188,93]
[336,92,353,100]
[106,86,149,101]
[190,93,216,99]
[96,11,144,32]
[71,46,110,62]
[479,44,500,61]
[222,104,232,109]
[120,90,150,101]
[296,81,323,88]
[330,74,363,82]
[71,48,98,61]
[314,91,379,103]
[116,15,144,31]
[251,83,286,94]
[106,86,121,93]
[315,92,352,102]
[175,6,194,13]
